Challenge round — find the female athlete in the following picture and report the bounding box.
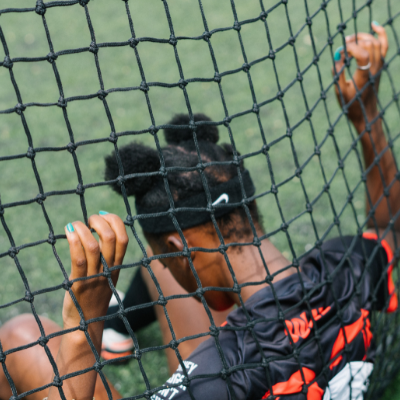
[0,23,398,400]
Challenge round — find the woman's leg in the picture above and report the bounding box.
[0,314,120,400]
[142,252,232,374]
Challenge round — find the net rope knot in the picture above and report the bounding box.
[219,244,228,253]
[260,11,267,21]
[79,319,87,332]
[62,279,73,291]
[129,37,139,48]
[178,79,188,89]
[76,184,85,195]
[124,215,134,227]
[0,351,5,363]
[148,125,158,135]
[57,96,67,108]
[159,167,167,178]
[35,0,46,16]
[169,35,177,46]
[269,49,276,60]
[35,193,46,204]
[24,291,34,303]
[242,63,251,73]
[277,90,284,100]
[3,56,13,69]
[139,81,149,92]
[214,72,221,83]
[209,325,219,337]
[253,237,261,247]
[337,22,347,32]
[26,147,36,160]
[38,336,49,347]
[79,0,90,6]
[89,42,99,54]
[8,247,19,258]
[97,90,108,100]
[223,116,231,127]
[265,274,273,284]
[109,132,118,144]
[233,21,241,31]
[46,53,58,63]
[53,376,62,387]
[14,103,26,115]
[67,142,77,153]
[202,31,212,41]
[48,233,56,246]
[94,362,103,372]
[158,296,167,306]
[220,368,230,380]
[169,339,178,350]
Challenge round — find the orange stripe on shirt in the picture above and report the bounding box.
[261,368,324,400]
[362,232,398,312]
[329,309,372,369]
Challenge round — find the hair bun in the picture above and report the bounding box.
[104,142,161,197]
[164,113,219,144]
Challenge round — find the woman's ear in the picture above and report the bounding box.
[166,234,184,253]
[166,234,194,267]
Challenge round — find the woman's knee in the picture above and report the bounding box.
[0,314,60,351]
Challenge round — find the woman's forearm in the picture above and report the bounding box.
[354,116,400,231]
[47,325,103,400]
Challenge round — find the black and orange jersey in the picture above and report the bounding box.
[151,234,397,400]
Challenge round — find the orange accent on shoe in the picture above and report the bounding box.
[101,349,132,361]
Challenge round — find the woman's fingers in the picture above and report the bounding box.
[65,223,88,280]
[73,221,101,276]
[345,42,371,82]
[97,213,129,266]
[372,23,388,57]
[88,214,117,272]
[66,214,128,285]
[333,47,351,103]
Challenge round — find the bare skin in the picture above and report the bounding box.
[0,23,397,400]
[334,23,400,246]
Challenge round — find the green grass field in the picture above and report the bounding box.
[0,0,400,398]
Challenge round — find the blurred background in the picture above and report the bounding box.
[0,0,399,397]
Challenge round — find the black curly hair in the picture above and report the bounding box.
[104,113,263,243]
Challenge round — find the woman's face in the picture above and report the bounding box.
[149,232,235,311]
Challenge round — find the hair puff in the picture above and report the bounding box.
[104,142,161,197]
[164,113,219,144]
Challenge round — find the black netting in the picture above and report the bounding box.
[0,0,399,399]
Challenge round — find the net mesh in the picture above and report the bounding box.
[0,0,399,399]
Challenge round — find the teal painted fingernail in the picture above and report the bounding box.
[67,223,74,233]
[99,211,109,215]
[334,46,343,61]
[372,21,380,26]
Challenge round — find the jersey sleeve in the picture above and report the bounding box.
[361,232,398,313]
[151,331,241,400]
[301,235,397,313]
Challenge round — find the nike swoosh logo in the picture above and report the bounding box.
[212,193,229,206]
